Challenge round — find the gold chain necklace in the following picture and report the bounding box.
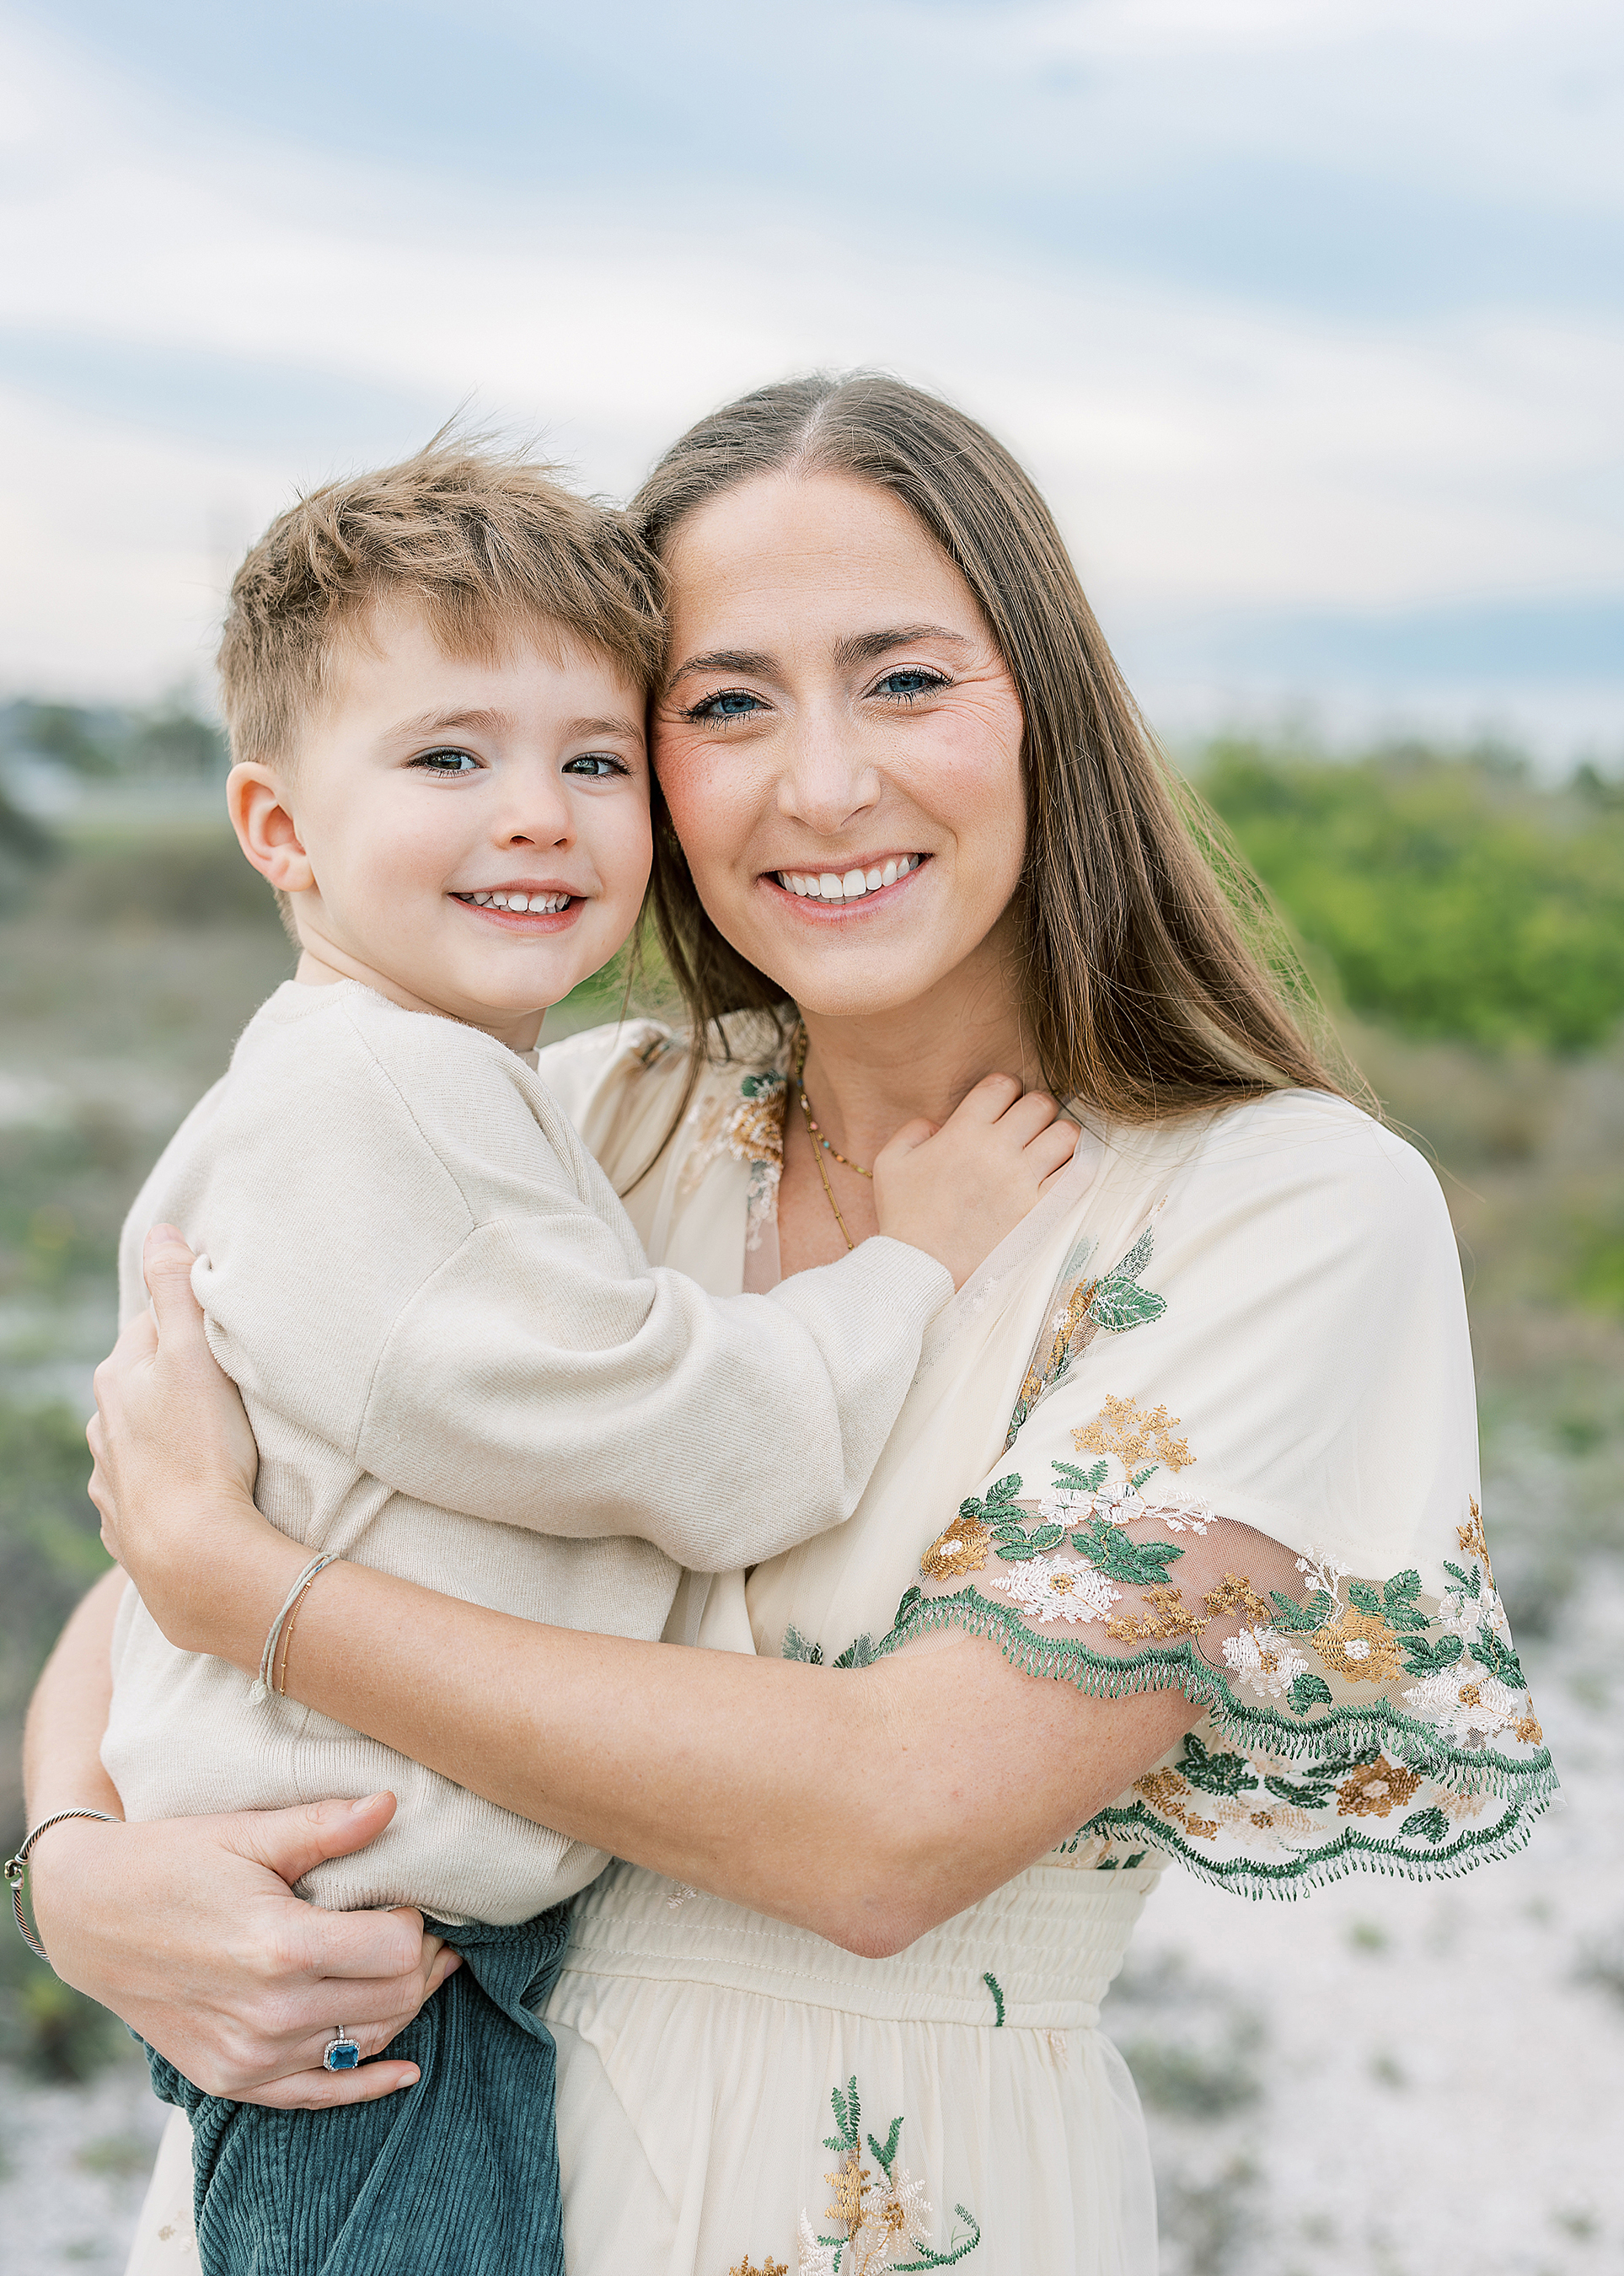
[791,1025,870,1252]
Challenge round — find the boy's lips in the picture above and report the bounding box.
[451,886,582,923]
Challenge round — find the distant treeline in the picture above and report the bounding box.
[1197,739,1624,1055]
[0,695,226,781]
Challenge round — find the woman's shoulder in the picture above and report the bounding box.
[1123,1086,1450,1258]
[534,1006,791,1187]
[535,1017,690,1182]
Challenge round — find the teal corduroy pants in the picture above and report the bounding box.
[146,1905,571,2276]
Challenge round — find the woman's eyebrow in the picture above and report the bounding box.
[833,625,973,670]
[664,647,775,690]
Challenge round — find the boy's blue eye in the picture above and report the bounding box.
[562,754,626,778]
[874,669,947,701]
[410,748,480,774]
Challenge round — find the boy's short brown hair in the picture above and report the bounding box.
[218,440,666,766]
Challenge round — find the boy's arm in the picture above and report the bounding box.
[355,1221,952,1568]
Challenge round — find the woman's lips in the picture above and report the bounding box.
[769,854,926,904]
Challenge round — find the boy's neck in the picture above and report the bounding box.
[293,946,545,1056]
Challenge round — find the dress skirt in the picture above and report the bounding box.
[544,1857,1161,2275]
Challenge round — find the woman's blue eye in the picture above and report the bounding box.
[410,748,480,774]
[689,689,764,721]
[874,669,946,701]
[562,754,625,778]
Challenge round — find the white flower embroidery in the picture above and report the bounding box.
[1094,1485,1147,1525]
[1402,1661,1523,1742]
[1037,1486,1092,1524]
[1221,1624,1310,1700]
[1438,1571,1505,1648]
[797,2212,839,2275]
[1149,1497,1215,1536]
[991,1553,1120,1625]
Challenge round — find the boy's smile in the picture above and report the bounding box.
[228,600,652,1053]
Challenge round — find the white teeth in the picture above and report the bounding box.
[466,890,570,913]
[778,857,921,902]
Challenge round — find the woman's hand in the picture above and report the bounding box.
[29,1792,460,2107]
[88,1224,291,1654]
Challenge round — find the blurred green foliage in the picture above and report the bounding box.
[2,696,226,781]
[1197,739,1624,1052]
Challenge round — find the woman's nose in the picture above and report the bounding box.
[774,706,881,834]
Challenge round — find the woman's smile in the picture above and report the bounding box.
[767,851,926,904]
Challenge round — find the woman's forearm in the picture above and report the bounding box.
[23,1569,126,1822]
[212,1541,1196,1957]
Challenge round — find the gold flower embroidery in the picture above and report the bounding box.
[1184,1817,1219,1839]
[1311,1607,1404,1684]
[1135,1768,1192,1814]
[1072,1393,1193,1473]
[1107,1585,1208,1645]
[1457,1495,1498,1590]
[920,1512,994,1581]
[1516,1713,1544,1744]
[730,2260,788,2276]
[1203,1574,1275,1627]
[1013,1278,1099,1421]
[1336,1758,1423,1818]
[826,2155,871,2229]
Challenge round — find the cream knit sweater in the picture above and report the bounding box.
[103,981,951,1922]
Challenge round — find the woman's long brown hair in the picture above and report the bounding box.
[632,372,1353,1123]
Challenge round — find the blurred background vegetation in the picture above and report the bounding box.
[0,704,1621,2080]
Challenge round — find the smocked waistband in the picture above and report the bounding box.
[553,1858,1160,2031]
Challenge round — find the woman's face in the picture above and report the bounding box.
[654,471,1027,1022]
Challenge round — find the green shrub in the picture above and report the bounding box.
[1197,740,1624,1052]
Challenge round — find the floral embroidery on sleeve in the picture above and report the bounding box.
[1002,1221,1167,1448]
[871,1393,1556,1897]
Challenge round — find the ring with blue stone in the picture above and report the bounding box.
[324,2028,362,2072]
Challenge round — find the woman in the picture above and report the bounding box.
[28,376,1552,2274]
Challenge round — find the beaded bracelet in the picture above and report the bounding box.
[249,1554,339,1704]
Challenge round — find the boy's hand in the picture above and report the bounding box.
[873,1075,1079,1288]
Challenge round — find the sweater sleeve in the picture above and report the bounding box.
[354,1222,951,1569]
[190,989,952,1572]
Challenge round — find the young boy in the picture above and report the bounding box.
[102,444,1072,2276]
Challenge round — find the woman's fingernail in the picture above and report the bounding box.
[349,1792,386,1815]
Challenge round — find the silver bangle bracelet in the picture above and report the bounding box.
[4,1808,119,1962]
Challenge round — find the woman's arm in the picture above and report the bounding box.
[21,1570,459,2108]
[93,1231,1200,1960]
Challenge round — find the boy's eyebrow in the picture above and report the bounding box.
[388,706,643,743]
[665,625,972,693]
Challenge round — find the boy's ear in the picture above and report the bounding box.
[228,763,314,894]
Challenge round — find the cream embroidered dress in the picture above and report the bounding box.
[126,1017,1555,2276]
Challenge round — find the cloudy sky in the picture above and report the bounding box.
[3,0,1621,754]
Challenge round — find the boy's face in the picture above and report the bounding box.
[234,602,651,1050]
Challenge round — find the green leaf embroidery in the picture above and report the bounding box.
[833,1634,876,1669]
[1401,1806,1450,1844]
[1287,1671,1335,1715]
[782,1624,824,1666]
[1087,1278,1168,1332]
[1050,1458,1108,1496]
[1179,1731,1260,1796]
[1067,1515,1184,1586]
[1399,1633,1464,1678]
[1269,1588,1334,1635]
